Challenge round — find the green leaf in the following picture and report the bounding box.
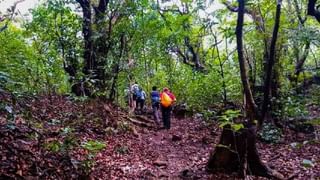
[232,123,244,131]
[301,159,314,168]
[81,140,106,153]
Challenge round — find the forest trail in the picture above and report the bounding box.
[92,108,320,179]
[93,115,218,179]
[1,94,319,179]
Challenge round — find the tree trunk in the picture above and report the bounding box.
[295,41,311,78]
[93,0,110,90]
[308,0,320,22]
[76,0,112,96]
[235,0,258,122]
[109,33,125,101]
[207,126,282,178]
[208,1,283,178]
[77,0,94,76]
[261,0,282,124]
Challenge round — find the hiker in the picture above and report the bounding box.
[160,87,176,129]
[150,86,160,125]
[124,86,131,108]
[136,87,146,113]
[130,82,139,112]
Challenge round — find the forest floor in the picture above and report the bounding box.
[0,93,319,179]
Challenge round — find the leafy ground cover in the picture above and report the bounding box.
[0,93,319,179]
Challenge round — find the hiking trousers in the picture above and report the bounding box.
[152,102,160,124]
[161,105,172,129]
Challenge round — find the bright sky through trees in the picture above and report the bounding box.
[0,0,38,16]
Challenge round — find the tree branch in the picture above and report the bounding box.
[293,0,306,24]
[222,1,265,32]
[307,0,320,22]
[261,0,283,123]
[0,0,25,33]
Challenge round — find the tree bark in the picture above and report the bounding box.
[109,33,125,101]
[308,0,320,22]
[235,0,258,122]
[76,0,117,96]
[207,125,283,178]
[77,0,94,76]
[208,1,284,178]
[261,0,282,124]
[295,41,311,78]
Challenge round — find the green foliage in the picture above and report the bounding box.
[81,140,106,153]
[1,0,320,138]
[306,118,320,125]
[202,109,217,122]
[0,24,37,92]
[44,140,62,152]
[258,123,282,143]
[309,85,320,105]
[280,96,309,119]
[81,140,106,174]
[218,109,244,132]
[301,159,315,168]
[44,127,78,152]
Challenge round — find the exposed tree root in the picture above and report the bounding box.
[207,126,284,179]
[126,117,154,128]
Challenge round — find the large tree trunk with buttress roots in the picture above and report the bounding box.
[207,125,283,178]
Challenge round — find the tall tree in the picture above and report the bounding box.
[76,0,123,96]
[207,0,284,178]
[261,0,283,123]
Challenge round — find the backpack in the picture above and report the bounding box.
[136,90,142,99]
[152,96,160,103]
[160,92,173,107]
[151,91,160,103]
[132,84,139,96]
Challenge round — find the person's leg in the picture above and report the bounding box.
[163,107,170,129]
[129,95,134,115]
[136,99,139,109]
[141,99,145,111]
[155,104,160,123]
[161,106,166,127]
[152,104,159,125]
[152,104,156,119]
[167,106,172,129]
[132,95,137,112]
[137,99,142,114]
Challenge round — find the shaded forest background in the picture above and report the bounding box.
[1,0,320,179]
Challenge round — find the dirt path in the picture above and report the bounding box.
[93,116,218,179]
[92,112,320,180]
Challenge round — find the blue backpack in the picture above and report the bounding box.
[151,91,160,103]
[136,90,142,99]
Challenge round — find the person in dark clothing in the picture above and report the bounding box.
[160,87,176,129]
[150,86,160,125]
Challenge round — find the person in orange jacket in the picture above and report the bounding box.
[160,87,176,129]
